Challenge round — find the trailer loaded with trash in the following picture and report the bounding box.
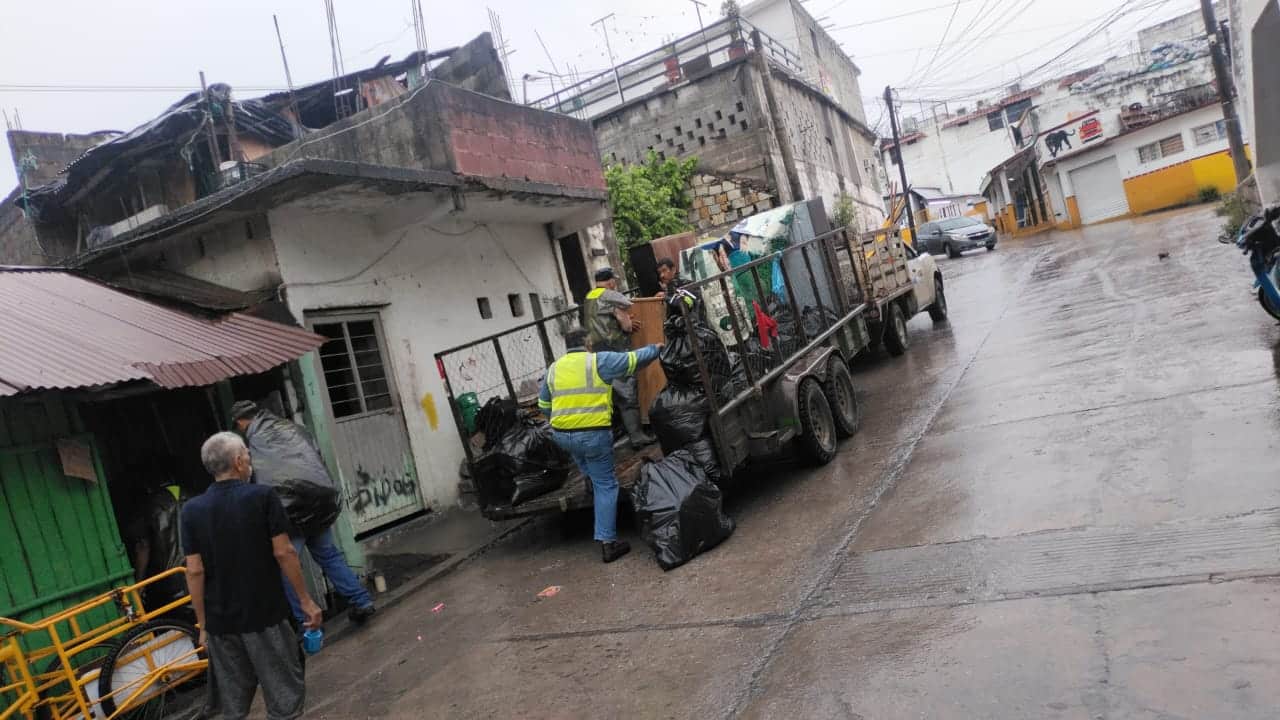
[434,200,940,568]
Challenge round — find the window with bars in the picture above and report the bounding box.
[1159,134,1184,157]
[1138,134,1185,164]
[313,317,395,419]
[1192,120,1226,146]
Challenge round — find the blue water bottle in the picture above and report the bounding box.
[302,628,324,655]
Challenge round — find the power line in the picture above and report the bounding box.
[903,0,965,89]
[828,0,984,31]
[900,0,1178,98]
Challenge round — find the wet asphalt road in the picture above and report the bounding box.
[298,206,1280,719]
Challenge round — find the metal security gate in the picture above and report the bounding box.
[1070,156,1129,225]
[311,313,423,534]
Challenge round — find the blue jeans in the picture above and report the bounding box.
[282,526,373,623]
[552,429,619,542]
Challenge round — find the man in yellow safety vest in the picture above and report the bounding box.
[583,267,656,449]
[539,328,662,563]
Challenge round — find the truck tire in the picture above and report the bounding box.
[883,302,909,356]
[797,378,837,465]
[928,276,948,323]
[822,357,860,438]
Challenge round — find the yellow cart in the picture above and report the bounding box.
[0,568,207,720]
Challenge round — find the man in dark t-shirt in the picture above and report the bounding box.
[182,431,323,720]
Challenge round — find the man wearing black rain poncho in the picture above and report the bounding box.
[231,401,376,627]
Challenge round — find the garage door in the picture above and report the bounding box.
[1070,156,1129,225]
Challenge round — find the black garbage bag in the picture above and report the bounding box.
[275,479,341,537]
[660,314,734,388]
[684,436,722,486]
[649,384,710,453]
[801,305,842,338]
[245,411,334,491]
[474,411,573,507]
[629,450,735,571]
[475,396,518,449]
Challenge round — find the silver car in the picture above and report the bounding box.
[917,217,997,258]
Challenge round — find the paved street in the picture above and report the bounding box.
[299,206,1280,719]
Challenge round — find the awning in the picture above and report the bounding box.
[0,269,323,397]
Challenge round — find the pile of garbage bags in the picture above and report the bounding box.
[629,450,735,571]
[472,401,573,507]
[650,311,746,485]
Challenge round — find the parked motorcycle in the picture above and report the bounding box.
[1223,206,1280,321]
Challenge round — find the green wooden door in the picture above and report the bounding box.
[0,434,133,650]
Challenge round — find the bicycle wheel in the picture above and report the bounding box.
[96,619,202,719]
[34,644,112,720]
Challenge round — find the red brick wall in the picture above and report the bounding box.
[442,87,605,192]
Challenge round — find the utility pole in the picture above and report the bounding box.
[1199,0,1251,185]
[752,30,804,202]
[591,13,625,102]
[884,86,918,244]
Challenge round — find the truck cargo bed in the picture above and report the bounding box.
[481,444,664,520]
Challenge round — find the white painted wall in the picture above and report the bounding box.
[742,0,867,123]
[1232,0,1280,203]
[891,112,1018,195]
[267,197,572,509]
[151,215,281,291]
[1051,104,1235,183]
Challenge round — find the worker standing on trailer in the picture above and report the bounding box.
[583,267,656,449]
[538,329,661,563]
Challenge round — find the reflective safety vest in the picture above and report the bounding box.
[546,352,614,430]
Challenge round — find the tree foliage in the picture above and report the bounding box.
[605,151,699,261]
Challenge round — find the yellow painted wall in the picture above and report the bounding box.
[967,201,990,222]
[1122,149,1240,216]
[1124,162,1198,215]
[1066,196,1082,229]
[1190,151,1239,195]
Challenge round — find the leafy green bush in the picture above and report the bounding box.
[832,193,856,229]
[605,151,699,267]
[1197,186,1221,203]
[1216,192,1252,240]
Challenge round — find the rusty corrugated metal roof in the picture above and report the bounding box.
[0,270,323,397]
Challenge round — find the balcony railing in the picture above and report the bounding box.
[528,17,804,121]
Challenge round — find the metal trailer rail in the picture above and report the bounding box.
[433,222,913,518]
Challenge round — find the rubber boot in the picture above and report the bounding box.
[621,408,656,450]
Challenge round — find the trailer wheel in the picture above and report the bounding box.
[822,357,860,438]
[797,378,837,465]
[883,302,910,356]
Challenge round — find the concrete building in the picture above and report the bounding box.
[8,34,615,557]
[884,5,1224,233]
[532,0,886,235]
[1040,103,1241,228]
[1230,0,1280,205]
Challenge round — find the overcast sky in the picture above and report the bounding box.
[0,0,1205,191]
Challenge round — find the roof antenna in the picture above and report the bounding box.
[273,15,303,137]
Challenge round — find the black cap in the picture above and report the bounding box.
[229,400,259,422]
[594,267,615,282]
